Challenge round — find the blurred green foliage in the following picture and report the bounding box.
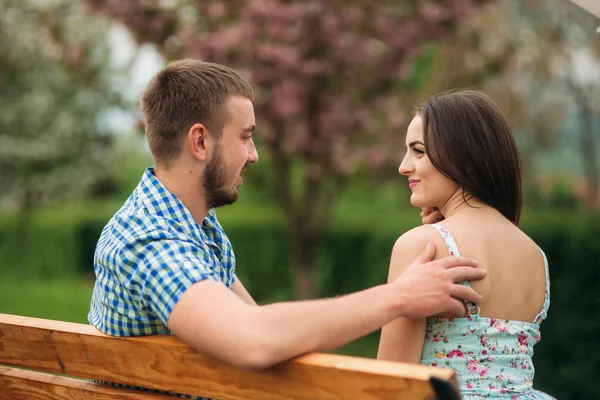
[0,199,597,399]
[0,0,123,213]
[0,278,92,324]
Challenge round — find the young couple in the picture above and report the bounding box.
[89,59,554,399]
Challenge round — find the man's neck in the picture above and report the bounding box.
[153,165,210,224]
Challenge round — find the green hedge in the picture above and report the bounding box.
[0,202,122,279]
[0,206,597,400]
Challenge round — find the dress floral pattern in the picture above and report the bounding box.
[421,224,555,399]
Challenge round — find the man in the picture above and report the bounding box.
[89,59,485,373]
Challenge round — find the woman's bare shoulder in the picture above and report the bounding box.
[391,225,448,263]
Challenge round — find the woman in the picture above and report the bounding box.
[378,90,554,399]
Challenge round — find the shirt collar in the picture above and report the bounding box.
[136,167,216,244]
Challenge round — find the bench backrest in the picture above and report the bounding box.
[0,313,460,399]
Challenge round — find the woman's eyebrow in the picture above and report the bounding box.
[409,140,425,147]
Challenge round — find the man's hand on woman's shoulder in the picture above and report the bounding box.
[388,227,486,319]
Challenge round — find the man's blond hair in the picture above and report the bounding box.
[141,59,254,167]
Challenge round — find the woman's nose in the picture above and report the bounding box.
[398,155,414,176]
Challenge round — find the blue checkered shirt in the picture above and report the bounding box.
[88,167,236,398]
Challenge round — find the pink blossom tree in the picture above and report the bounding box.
[85,0,494,299]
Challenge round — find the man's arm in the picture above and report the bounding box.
[168,244,485,370]
[232,278,257,305]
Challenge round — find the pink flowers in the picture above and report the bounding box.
[518,345,528,354]
[517,333,528,346]
[480,334,488,345]
[467,360,488,378]
[447,349,465,358]
[468,360,479,372]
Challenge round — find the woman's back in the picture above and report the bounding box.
[438,208,546,322]
[421,209,554,399]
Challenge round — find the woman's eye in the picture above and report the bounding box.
[413,148,425,155]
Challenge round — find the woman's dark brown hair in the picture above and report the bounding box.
[415,90,522,224]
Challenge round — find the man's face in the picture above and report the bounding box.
[203,95,258,209]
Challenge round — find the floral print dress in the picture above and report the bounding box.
[421,224,555,400]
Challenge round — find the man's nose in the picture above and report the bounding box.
[248,139,259,164]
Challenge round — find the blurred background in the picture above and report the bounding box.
[0,0,598,398]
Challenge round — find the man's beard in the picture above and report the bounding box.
[203,143,240,209]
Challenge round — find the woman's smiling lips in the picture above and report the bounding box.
[409,179,420,188]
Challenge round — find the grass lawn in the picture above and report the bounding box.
[0,278,93,323]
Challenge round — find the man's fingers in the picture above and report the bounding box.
[450,284,483,304]
[447,266,487,283]
[416,242,436,263]
[446,298,468,317]
[439,256,479,269]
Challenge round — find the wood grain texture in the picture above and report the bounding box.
[0,313,457,399]
[570,0,600,18]
[0,366,175,399]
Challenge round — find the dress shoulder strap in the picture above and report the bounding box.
[533,248,551,325]
[427,223,461,257]
[427,223,480,318]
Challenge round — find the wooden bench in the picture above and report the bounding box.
[0,313,462,399]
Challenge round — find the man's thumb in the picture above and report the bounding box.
[417,242,436,263]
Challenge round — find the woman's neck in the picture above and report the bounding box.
[439,190,495,220]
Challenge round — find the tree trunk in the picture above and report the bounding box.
[267,112,326,300]
[579,107,598,207]
[291,243,315,300]
[289,222,317,300]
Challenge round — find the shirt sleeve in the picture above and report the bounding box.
[130,237,221,326]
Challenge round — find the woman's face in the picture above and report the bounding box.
[399,115,460,209]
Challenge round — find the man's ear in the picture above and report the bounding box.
[188,123,210,162]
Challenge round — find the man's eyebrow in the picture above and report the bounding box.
[409,140,424,147]
[242,125,256,133]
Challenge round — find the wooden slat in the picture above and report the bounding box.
[0,366,175,399]
[0,313,457,399]
[570,0,600,18]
